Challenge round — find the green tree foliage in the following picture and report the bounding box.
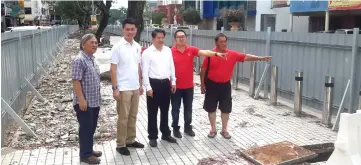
[127,1,146,42]
[151,11,165,25]
[180,8,201,25]
[55,0,112,42]
[108,7,127,25]
[55,1,92,30]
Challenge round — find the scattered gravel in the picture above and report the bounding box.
[5,38,118,150]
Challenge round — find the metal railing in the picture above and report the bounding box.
[1,25,78,146]
[105,25,361,128]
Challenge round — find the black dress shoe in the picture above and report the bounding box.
[149,140,157,147]
[126,141,145,148]
[173,130,182,138]
[92,150,102,157]
[116,147,130,156]
[80,155,101,164]
[162,136,177,143]
[184,129,195,137]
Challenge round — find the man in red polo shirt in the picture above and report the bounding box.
[200,33,271,139]
[171,30,226,138]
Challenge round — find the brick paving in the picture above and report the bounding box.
[1,75,337,165]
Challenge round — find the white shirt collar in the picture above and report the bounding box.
[150,44,165,51]
[120,37,134,45]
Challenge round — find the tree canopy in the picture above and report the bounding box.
[55,0,148,43]
[54,1,92,29]
[127,1,146,42]
[55,0,112,42]
[151,11,165,25]
[108,7,127,25]
[180,8,201,25]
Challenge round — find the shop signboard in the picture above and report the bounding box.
[272,0,289,8]
[290,0,328,13]
[329,0,361,10]
[4,1,21,17]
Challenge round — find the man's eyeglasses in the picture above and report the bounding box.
[176,36,186,39]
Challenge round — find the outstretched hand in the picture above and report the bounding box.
[261,56,272,62]
[217,52,227,58]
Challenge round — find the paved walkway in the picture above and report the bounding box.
[2,75,336,165]
[1,36,336,165]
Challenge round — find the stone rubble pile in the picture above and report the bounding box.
[7,39,118,150]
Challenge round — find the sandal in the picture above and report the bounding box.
[220,131,231,139]
[207,131,217,138]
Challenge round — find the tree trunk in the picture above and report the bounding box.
[127,1,146,42]
[82,15,90,30]
[77,18,83,29]
[95,12,109,43]
[94,1,112,43]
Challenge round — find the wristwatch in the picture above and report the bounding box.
[112,85,118,91]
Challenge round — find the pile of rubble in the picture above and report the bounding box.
[6,38,118,150]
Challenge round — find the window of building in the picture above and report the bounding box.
[24,7,31,14]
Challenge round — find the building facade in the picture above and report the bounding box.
[182,0,308,32]
[290,0,361,32]
[252,0,308,32]
[1,0,50,27]
[153,3,183,25]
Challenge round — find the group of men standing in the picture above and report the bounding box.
[110,18,271,156]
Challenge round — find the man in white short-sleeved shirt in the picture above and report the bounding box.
[142,29,177,147]
[110,18,144,156]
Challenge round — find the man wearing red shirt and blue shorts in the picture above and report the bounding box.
[200,33,271,139]
[171,30,226,138]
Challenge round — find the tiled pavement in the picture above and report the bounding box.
[1,76,337,165]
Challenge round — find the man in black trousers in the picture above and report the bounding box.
[142,29,177,147]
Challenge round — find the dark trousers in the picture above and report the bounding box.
[74,104,100,159]
[147,78,171,140]
[171,87,194,131]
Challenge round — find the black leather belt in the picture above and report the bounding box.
[149,78,169,83]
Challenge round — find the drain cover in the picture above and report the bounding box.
[237,141,317,165]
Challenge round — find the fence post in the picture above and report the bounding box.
[322,75,334,127]
[196,57,200,75]
[190,27,193,46]
[294,71,303,116]
[332,79,351,131]
[1,98,37,137]
[254,64,270,99]
[235,62,240,90]
[146,26,149,43]
[264,27,271,98]
[348,28,360,113]
[359,89,361,110]
[170,27,173,45]
[270,65,278,105]
[249,62,257,96]
[16,33,22,89]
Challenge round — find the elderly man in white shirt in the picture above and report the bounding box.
[110,18,145,156]
[142,29,177,147]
